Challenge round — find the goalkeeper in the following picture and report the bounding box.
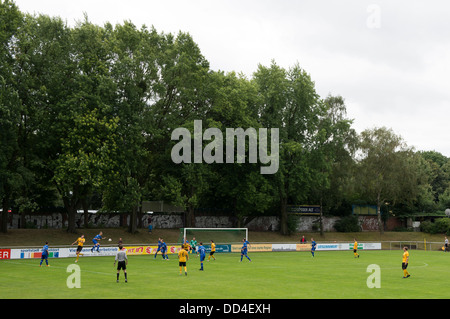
[189,237,198,254]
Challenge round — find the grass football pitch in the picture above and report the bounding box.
[1,250,449,299]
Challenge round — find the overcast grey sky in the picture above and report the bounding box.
[13,0,450,157]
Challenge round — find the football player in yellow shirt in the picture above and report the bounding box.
[178,245,189,276]
[402,247,410,278]
[208,240,216,261]
[353,238,359,258]
[71,234,85,262]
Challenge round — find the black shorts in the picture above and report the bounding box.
[353,249,357,253]
[210,251,215,256]
[179,262,186,267]
[402,262,408,270]
[77,246,83,253]
[117,261,126,271]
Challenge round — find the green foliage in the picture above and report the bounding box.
[420,218,450,235]
[334,215,361,232]
[1,3,450,235]
[355,127,426,233]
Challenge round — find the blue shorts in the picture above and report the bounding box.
[200,255,205,262]
[93,240,99,245]
[241,249,248,255]
[41,254,48,259]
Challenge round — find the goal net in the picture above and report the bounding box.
[179,228,248,245]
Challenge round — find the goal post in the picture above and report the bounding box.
[180,228,248,245]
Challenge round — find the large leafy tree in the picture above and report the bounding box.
[0,0,23,232]
[253,62,323,235]
[100,21,158,233]
[52,110,119,232]
[420,151,450,205]
[144,31,212,228]
[202,71,274,226]
[0,78,22,232]
[44,17,118,233]
[6,3,449,236]
[308,95,357,234]
[356,127,420,233]
[1,6,69,231]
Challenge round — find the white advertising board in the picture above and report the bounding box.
[4,242,382,260]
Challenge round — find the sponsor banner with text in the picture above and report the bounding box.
[124,245,182,255]
[2,242,381,260]
[272,244,297,252]
[296,244,312,251]
[231,243,273,253]
[0,249,11,259]
[203,244,231,253]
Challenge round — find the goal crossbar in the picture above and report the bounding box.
[182,228,248,244]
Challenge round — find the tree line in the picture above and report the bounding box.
[1,1,449,234]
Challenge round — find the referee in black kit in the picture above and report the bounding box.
[114,245,128,283]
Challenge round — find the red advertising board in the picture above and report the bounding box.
[0,249,11,259]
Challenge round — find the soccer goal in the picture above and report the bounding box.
[180,228,248,245]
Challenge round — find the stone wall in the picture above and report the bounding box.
[295,215,340,232]
[6,212,403,232]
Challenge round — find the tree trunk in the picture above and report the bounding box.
[280,196,288,235]
[185,205,196,228]
[1,197,9,233]
[319,197,324,236]
[82,198,89,228]
[279,170,290,236]
[377,193,384,235]
[128,205,138,234]
[137,201,143,228]
[20,210,26,229]
[63,193,80,234]
[66,204,78,233]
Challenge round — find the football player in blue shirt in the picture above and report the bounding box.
[311,238,317,257]
[198,242,206,271]
[40,241,49,267]
[91,231,103,253]
[240,238,251,262]
[161,239,169,260]
[154,238,162,259]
